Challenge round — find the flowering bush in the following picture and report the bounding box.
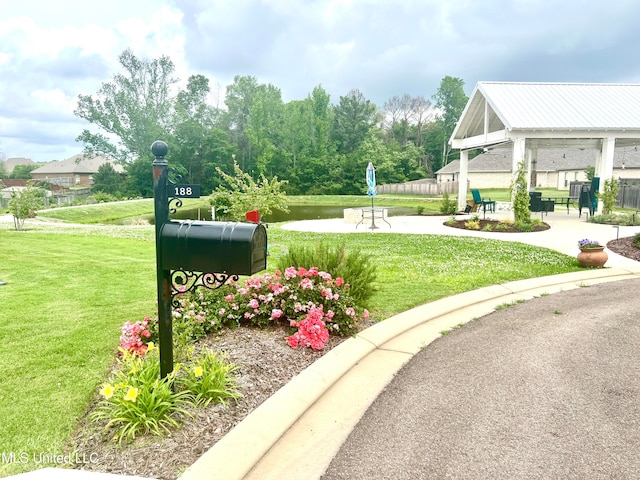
[578,238,601,249]
[193,266,369,349]
[131,266,369,355]
[119,317,152,356]
[92,343,240,443]
[91,344,192,444]
[287,306,330,350]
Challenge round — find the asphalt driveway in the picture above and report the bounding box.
[322,278,640,479]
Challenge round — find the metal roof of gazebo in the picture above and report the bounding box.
[449,81,640,211]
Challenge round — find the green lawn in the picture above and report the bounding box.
[0,204,582,476]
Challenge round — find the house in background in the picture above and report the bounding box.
[3,157,34,176]
[436,145,640,190]
[30,154,123,187]
[0,179,75,209]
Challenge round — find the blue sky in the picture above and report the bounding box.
[2,0,640,163]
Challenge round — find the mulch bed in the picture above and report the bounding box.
[444,219,550,233]
[607,236,640,262]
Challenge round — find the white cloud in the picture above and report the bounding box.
[2,0,640,162]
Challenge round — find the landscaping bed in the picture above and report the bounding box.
[445,219,550,233]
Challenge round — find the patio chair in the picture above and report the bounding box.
[470,189,496,214]
[529,192,554,218]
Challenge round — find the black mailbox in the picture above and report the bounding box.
[160,220,267,275]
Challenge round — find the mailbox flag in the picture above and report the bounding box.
[366,162,377,197]
[245,210,260,223]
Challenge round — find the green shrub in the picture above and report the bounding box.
[416,205,425,215]
[440,192,457,215]
[176,348,240,408]
[495,221,512,231]
[602,177,619,215]
[91,346,192,444]
[514,221,532,232]
[590,213,640,226]
[93,192,119,203]
[276,242,377,305]
[511,160,531,224]
[464,220,480,230]
[91,343,241,443]
[634,232,640,248]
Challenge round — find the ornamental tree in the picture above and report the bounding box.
[8,182,44,230]
[209,159,289,221]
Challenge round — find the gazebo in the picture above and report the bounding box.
[449,82,640,212]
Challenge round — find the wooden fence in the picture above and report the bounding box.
[570,180,640,210]
[618,183,640,210]
[377,180,459,196]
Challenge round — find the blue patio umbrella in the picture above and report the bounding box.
[366,162,378,229]
[366,162,377,197]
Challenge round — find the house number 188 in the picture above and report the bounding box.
[169,183,201,198]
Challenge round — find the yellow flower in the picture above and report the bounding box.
[99,383,115,400]
[123,386,139,402]
[193,365,203,378]
[146,342,156,352]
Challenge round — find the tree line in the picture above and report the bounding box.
[76,49,469,198]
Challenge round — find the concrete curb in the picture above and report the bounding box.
[178,266,640,480]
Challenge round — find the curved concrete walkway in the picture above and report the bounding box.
[179,211,640,480]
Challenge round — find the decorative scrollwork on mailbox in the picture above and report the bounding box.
[168,197,183,214]
[170,269,239,308]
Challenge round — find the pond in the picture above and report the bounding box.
[120,205,417,224]
[171,205,417,222]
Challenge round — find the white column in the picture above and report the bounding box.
[457,149,469,212]
[510,137,526,221]
[597,137,616,211]
[598,137,615,181]
[526,148,533,191]
[512,138,526,188]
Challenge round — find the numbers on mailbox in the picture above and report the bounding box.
[168,183,201,198]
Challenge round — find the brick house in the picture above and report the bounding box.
[30,154,123,188]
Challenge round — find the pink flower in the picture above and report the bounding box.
[248,299,259,309]
[299,278,314,290]
[225,294,235,302]
[284,267,297,279]
[286,307,330,351]
[363,309,370,319]
[345,307,355,317]
[271,309,283,319]
[335,277,344,287]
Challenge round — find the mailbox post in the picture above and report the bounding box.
[151,141,174,378]
[151,141,268,379]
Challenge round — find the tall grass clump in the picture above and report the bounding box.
[276,241,377,305]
